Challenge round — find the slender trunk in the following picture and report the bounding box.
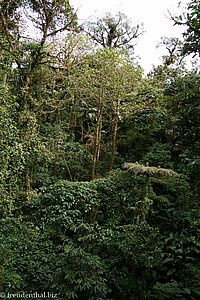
[72,93,77,131]
[91,90,103,180]
[3,73,7,87]
[26,171,31,192]
[97,112,103,161]
[109,94,121,171]
[36,109,42,136]
[61,152,73,181]
[51,78,55,107]
[23,56,32,103]
[81,119,84,142]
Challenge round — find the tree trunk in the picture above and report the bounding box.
[109,94,121,171]
[61,152,73,181]
[91,90,103,179]
[97,112,103,161]
[3,73,7,87]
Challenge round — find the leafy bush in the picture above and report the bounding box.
[26,172,162,299]
[1,170,199,299]
[0,218,57,294]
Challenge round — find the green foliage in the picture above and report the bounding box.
[141,143,174,169]
[1,166,200,299]
[173,0,200,56]
[52,243,108,299]
[0,87,20,216]
[187,157,200,203]
[0,1,199,298]
[152,280,192,299]
[56,142,93,181]
[165,72,200,156]
[118,80,167,162]
[1,172,162,299]
[151,210,200,299]
[86,12,143,49]
[0,218,57,293]
[95,223,162,299]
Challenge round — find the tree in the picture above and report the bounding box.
[172,0,200,56]
[157,37,184,66]
[0,0,80,194]
[123,162,179,222]
[0,0,78,109]
[66,47,143,178]
[86,12,143,50]
[164,71,200,156]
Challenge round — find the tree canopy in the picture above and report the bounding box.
[86,12,143,49]
[172,0,200,56]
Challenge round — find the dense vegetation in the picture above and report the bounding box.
[0,0,200,299]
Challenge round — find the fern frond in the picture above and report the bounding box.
[123,162,179,177]
[153,195,170,203]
